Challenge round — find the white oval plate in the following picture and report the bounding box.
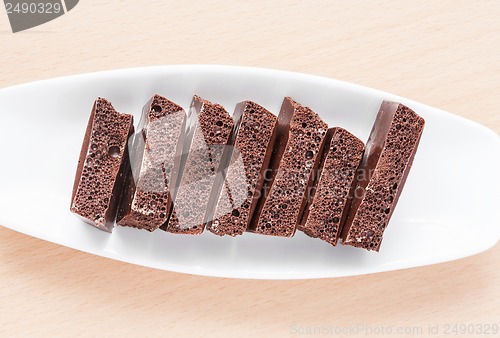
[0,65,499,279]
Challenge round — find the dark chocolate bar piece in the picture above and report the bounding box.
[70,98,134,232]
[117,95,186,231]
[249,97,328,237]
[207,101,278,236]
[341,101,425,251]
[298,127,364,246]
[163,96,235,234]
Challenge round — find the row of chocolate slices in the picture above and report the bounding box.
[70,95,424,251]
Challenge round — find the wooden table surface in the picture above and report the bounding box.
[1,1,499,337]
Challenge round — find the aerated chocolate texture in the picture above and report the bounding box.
[71,94,425,254]
[207,101,278,236]
[299,127,365,246]
[164,96,235,234]
[250,97,328,237]
[70,98,134,232]
[341,101,425,251]
[117,95,186,231]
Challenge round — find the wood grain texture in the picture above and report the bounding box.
[1,1,499,337]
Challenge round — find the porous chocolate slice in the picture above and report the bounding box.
[249,97,328,237]
[70,98,134,232]
[341,101,425,251]
[298,127,365,246]
[117,95,186,231]
[163,96,235,234]
[207,101,278,236]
